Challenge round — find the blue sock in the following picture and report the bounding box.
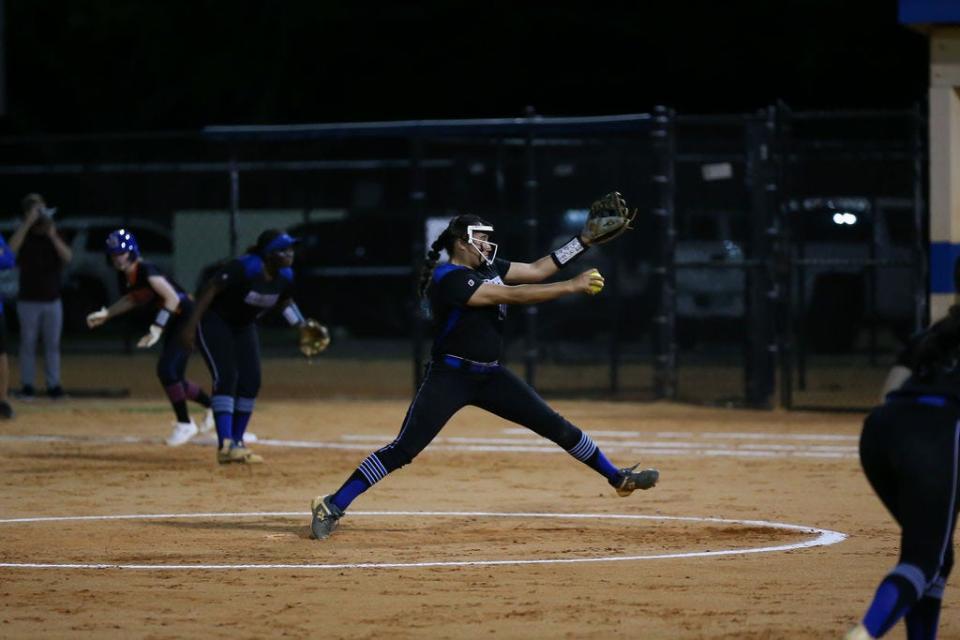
[233,397,255,444]
[233,412,252,444]
[566,432,621,483]
[211,395,235,449]
[863,574,920,637]
[330,454,388,511]
[214,413,233,449]
[332,479,370,511]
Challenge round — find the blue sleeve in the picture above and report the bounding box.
[0,235,15,271]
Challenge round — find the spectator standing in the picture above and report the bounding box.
[9,193,71,399]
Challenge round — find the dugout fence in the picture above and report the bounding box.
[0,105,927,409]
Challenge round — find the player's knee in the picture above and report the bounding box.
[156,362,179,387]
[213,371,239,397]
[550,419,582,450]
[375,445,415,472]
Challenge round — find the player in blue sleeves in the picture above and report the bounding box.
[0,232,17,418]
[86,229,214,445]
[310,206,658,540]
[846,305,960,640]
[180,229,325,465]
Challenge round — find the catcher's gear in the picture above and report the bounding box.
[86,306,109,329]
[582,191,637,245]
[299,318,330,357]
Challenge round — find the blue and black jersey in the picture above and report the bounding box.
[429,257,510,363]
[208,254,294,326]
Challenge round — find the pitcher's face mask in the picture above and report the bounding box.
[466,225,497,265]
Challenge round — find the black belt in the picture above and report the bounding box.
[441,354,500,373]
[886,393,957,408]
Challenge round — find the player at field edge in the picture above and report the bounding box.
[846,305,960,640]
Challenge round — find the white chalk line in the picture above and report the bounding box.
[0,510,846,570]
[0,431,859,460]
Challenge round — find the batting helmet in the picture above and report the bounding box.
[105,228,140,259]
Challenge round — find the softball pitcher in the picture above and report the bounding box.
[87,229,213,446]
[310,194,658,540]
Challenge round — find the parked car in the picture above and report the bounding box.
[787,196,917,351]
[669,197,919,351]
[0,217,173,332]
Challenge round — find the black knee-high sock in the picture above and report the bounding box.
[164,383,191,423]
[905,596,941,640]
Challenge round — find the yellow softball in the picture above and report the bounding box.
[587,268,604,295]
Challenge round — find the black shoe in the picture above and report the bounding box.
[613,464,660,496]
[46,386,65,400]
[0,401,14,419]
[310,495,343,540]
[14,385,35,401]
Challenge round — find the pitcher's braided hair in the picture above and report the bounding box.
[418,214,491,298]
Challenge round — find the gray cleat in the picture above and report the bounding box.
[615,464,660,496]
[310,494,344,540]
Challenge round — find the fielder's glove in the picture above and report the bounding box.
[299,318,330,357]
[581,191,637,245]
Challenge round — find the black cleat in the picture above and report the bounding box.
[310,494,343,540]
[614,464,659,496]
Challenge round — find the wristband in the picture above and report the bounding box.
[550,236,588,268]
[283,303,306,327]
[153,308,172,328]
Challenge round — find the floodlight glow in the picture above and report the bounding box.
[832,212,858,225]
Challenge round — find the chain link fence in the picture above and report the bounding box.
[0,106,926,408]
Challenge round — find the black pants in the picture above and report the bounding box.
[373,360,582,472]
[860,399,960,589]
[195,310,261,399]
[156,302,193,386]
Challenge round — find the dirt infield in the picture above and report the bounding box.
[0,355,949,638]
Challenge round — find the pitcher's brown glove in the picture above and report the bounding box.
[299,319,330,357]
[582,191,637,245]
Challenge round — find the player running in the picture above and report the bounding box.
[86,229,214,446]
[309,193,658,540]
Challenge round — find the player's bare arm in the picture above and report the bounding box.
[467,268,604,306]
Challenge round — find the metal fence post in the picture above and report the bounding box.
[651,105,677,400]
[228,156,240,258]
[523,107,540,387]
[912,101,928,331]
[743,108,778,408]
[410,136,427,390]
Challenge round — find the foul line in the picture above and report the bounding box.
[0,511,847,571]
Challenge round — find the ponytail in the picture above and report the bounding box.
[418,231,449,298]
